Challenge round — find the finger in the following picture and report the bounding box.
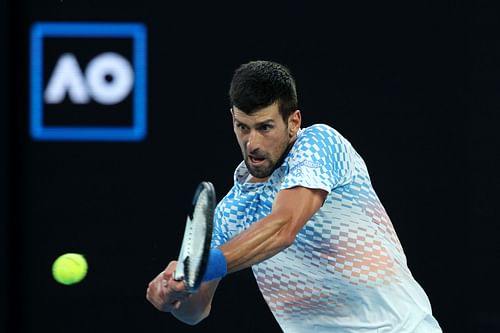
[167,276,188,293]
[162,270,172,281]
[165,261,177,273]
[146,286,164,311]
[164,261,177,279]
[146,281,157,303]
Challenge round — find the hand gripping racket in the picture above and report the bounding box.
[173,181,216,292]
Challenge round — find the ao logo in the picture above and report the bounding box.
[30,22,147,141]
[45,52,134,105]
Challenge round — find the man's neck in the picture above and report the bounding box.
[247,175,269,183]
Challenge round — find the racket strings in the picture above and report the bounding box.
[178,182,215,291]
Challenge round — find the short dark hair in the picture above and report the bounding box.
[229,60,298,120]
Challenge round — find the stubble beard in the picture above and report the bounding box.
[245,156,274,179]
[244,139,294,179]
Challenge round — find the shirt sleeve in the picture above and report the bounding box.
[280,124,356,193]
[210,202,229,248]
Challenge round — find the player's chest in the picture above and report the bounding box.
[221,186,277,229]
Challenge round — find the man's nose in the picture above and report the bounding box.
[246,129,260,152]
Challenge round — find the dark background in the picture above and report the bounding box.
[1,0,500,332]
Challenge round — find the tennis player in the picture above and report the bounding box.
[146,60,442,332]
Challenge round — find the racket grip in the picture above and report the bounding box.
[202,248,227,282]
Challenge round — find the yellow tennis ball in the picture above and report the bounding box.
[52,253,88,285]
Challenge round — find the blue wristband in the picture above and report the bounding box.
[202,248,227,282]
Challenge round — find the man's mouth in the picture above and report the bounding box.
[248,155,266,165]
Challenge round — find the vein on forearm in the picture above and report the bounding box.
[220,211,294,273]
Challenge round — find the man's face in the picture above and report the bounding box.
[232,103,301,180]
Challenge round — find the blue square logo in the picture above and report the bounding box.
[30,22,147,141]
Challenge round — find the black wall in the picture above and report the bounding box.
[1,0,10,331]
[2,1,500,332]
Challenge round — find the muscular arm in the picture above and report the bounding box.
[220,186,327,273]
[147,186,326,324]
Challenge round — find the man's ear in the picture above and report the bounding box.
[230,107,235,122]
[289,110,301,137]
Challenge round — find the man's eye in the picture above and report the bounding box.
[260,125,273,131]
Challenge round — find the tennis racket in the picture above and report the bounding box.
[173,181,216,292]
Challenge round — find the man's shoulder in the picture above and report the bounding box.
[299,123,344,142]
[303,123,334,132]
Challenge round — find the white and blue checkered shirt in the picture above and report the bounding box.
[211,124,441,333]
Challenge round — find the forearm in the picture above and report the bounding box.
[218,187,327,274]
[220,212,293,273]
